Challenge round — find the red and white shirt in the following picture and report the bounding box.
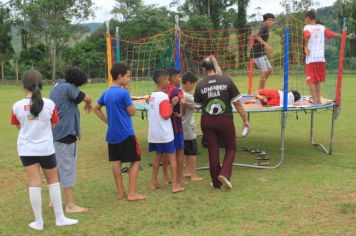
[11,98,59,156]
[259,90,295,106]
[147,91,174,143]
[304,24,335,64]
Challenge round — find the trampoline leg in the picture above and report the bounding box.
[310,106,336,154]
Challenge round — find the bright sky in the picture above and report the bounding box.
[0,0,336,23]
[89,0,336,23]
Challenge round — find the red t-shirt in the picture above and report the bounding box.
[259,89,280,106]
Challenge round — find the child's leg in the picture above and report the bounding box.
[167,153,185,193]
[112,161,125,199]
[176,148,185,185]
[43,167,78,227]
[315,82,321,103]
[25,164,44,230]
[184,157,191,177]
[127,161,147,201]
[151,153,162,189]
[189,155,203,182]
[161,156,171,184]
[308,83,317,103]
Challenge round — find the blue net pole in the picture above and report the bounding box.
[283,27,290,111]
[175,15,181,71]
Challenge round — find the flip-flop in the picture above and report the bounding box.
[256,154,270,160]
[255,161,270,166]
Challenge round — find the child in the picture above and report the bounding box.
[162,69,186,186]
[252,13,275,90]
[181,72,203,182]
[50,66,92,213]
[11,70,78,230]
[148,69,185,193]
[304,10,355,104]
[254,89,301,106]
[94,63,146,201]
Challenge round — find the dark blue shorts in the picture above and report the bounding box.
[174,132,184,150]
[149,140,176,154]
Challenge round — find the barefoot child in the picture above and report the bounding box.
[181,72,203,182]
[94,63,146,201]
[11,70,78,230]
[148,69,185,193]
[50,66,92,213]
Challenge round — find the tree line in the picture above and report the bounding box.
[0,0,355,81]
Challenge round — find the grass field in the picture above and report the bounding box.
[1,76,356,235]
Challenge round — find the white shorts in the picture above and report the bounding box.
[254,55,272,72]
[54,141,77,188]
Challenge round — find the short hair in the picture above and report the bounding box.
[152,69,169,84]
[263,13,275,21]
[65,66,87,87]
[182,72,198,84]
[167,68,180,79]
[291,90,301,102]
[111,63,130,81]
[305,10,316,20]
[201,57,215,71]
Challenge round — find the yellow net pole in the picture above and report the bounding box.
[106,21,113,86]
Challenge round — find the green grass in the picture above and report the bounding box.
[1,76,356,235]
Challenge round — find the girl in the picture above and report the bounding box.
[11,70,78,230]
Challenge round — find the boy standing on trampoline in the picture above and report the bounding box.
[148,69,185,193]
[252,13,275,90]
[94,63,146,201]
[304,10,355,104]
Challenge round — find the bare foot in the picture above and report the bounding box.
[178,179,186,186]
[118,192,126,200]
[191,176,203,182]
[127,193,147,201]
[150,182,159,190]
[172,185,185,193]
[184,173,191,178]
[65,204,89,213]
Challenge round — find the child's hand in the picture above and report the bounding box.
[84,103,93,114]
[171,96,179,106]
[304,46,310,55]
[347,32,356,39]
[265,45,274,55]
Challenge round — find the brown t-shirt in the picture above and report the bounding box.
[194,75,241,116]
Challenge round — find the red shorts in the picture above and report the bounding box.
[305,62,326,85]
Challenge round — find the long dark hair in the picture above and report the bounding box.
[201,56,222,75]
[22,70,44,117]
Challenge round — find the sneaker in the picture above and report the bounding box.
[218,175,232,190]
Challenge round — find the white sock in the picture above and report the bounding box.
[28,187,44,230]
[48,183,78,227]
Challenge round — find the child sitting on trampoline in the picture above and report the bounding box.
[304,10,355,104]
[252,13,275,90]
[254,89,301,106]
[148,69,185,193]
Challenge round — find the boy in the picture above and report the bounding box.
[148,69,185,193]
[254,89,301,106]
[181,72,203,182]
[50,66,92,213]
[163,69,186,186]
[94,63,146,201]
[252,13,275,90]
[304,10,355,104]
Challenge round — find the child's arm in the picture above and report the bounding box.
[255,36,274,54]
[94,104,108,124]
[303,30,311,55]
[233,100,250,128]
[83,95,93,114]
[127,105,136,116]
[159,99,174,120]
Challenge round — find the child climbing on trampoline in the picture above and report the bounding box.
[304,10,355,104]
[148,69,185,193]
[11,70,78,230]
[254,89,301,106]
[252,13,275,90]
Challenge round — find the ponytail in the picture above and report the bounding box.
[21,70,44,117]
[201,56,223,76]
[210,57,222,76]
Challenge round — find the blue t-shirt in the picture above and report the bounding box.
[97,86,134,144]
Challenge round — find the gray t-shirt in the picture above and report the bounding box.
[50,80,84,141]
[182,90,198,140]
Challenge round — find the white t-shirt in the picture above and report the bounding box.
[278,91,295,106]
[147,91,174,143]
[182,91,198,140]
[304,24,334,64]
[11,98,59,156]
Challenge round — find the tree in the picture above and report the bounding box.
[280,0,320,13]
[111,0,143,21]
[0,2,14,80]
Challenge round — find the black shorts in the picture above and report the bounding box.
[184,139,198,156]
[108,136,141,163]
[20,154,57,169]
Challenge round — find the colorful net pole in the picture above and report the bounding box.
[106,21,113,86]
[115,27,120,63]
[336,18,347,107]
[174,15,181,71]
[283,26,290,111]
[248,35,255,95]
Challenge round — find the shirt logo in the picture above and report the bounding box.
[24,105,31,111]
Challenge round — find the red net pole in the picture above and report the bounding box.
[336,19,347,107]
[248,35,254,95]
